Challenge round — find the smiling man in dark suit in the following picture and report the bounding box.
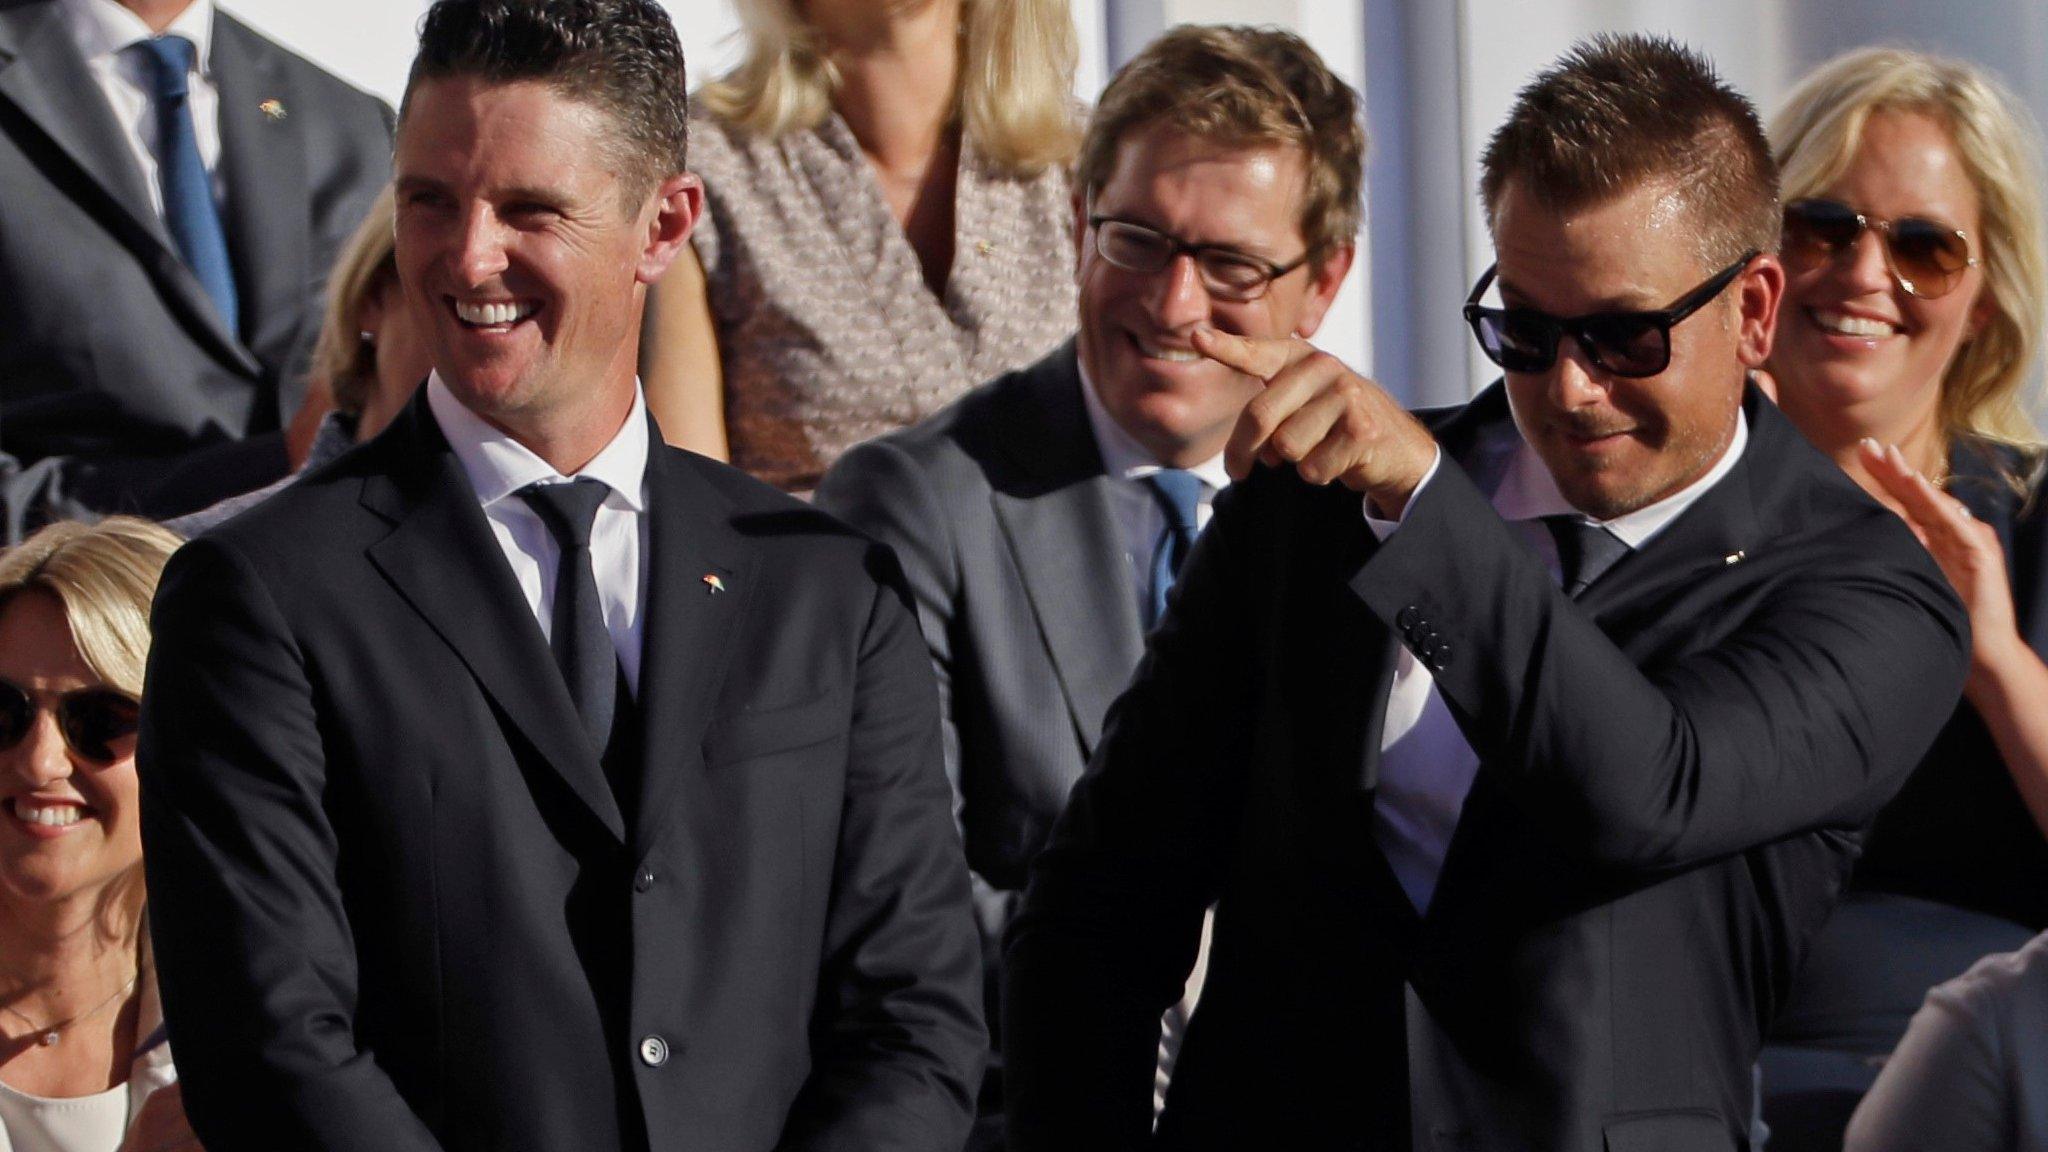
[814,27,1361,1144]
[1005,35,1972,1152]
[135,2,983,1150]
[0,0,392,534]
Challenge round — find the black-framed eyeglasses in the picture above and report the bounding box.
[1088,215,1313,303]
[1463,249,1760,378]
[1781,198,1980,300]
[0,680,140,766]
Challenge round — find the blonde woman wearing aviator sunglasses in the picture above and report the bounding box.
[0,518,196,1152]
[1758,47,2048,1143]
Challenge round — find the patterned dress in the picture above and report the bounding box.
[688,107,1078,492]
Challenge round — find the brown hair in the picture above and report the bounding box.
[1076,24,1365,258]
[1479,33,1779,267]
[1773,47,2046,463]
[404,0,689,199]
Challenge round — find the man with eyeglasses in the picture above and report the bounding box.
[815,25,1361,1148]
[1003,34,1971,1152]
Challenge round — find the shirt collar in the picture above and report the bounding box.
[426,372,650,513]
[1492,408,1749,550]
[1076,355,1231,495]
[64,0,216,74]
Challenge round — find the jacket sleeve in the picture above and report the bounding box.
[1351,459,1972,869]
[1002,478,1261,1152]
[816,442,1020,991]
[775,543,986,1152]
[137,537,446,1152]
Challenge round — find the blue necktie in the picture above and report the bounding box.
[132,36,239,335]
[1144,470,1204,628]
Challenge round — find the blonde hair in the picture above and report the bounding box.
[697,0,1079,175]
[1772,47,2048,457]
[0,519,182,698]
[308,187,399,417]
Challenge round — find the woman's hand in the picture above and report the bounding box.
[118,1082,204,1152]
[1860,438,2024,676]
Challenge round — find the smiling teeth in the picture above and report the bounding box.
[1138,341,1201,363]
[1815,310,1897,338]
[455,300,535,326]
[11,800,82,827]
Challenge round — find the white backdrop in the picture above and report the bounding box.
[223,0,2048,410]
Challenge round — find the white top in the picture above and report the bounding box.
[60,0,223,220]
[1847,929,2048,1152]
[1077,361,1232,621]
[427,376,652,694]
[1361,413,1750,913]
[0,1080,129,1152]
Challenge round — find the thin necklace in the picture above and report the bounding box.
[1,974,138,1048]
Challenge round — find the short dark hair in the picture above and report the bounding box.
[1479,34,1778,267]
[1077,25,1365,258]
[403,0,688,198]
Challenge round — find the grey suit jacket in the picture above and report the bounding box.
[0,0,392,535]
[817,340,1142,1005]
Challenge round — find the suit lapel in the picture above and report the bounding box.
[0,0,163,245]
[632,435,756,857]
[984,347,1145,757]
[362,399,626,845]
[213,14,309,388]
[0,0,260,376]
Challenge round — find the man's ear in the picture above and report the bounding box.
[1735,253,1784,368]
[637,172,703,285]
[1292,243,1356,339]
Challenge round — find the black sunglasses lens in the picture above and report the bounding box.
[0,682,29,751]
[59,691,139,764]
[1474,310,1557,372]
[1579,314,1671,378]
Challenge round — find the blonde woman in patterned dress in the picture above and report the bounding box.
[640,0,1082,492]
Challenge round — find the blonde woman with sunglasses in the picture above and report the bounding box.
[1759,47,2048,1142]
[0,519,195,1152]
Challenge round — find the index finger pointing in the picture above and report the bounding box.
[1192,327,1315,382]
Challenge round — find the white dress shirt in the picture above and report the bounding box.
[1078,362,1232,621]
[1362,413,1751,913]
[61,0,224,219]
[427,376,651,694]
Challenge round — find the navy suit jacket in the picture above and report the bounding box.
[139,396,985,1152]
[1006,385,1971,1152]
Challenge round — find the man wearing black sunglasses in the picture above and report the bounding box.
[1005,34,1970,1152]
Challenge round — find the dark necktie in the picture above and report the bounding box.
[520,479,616,751]
[1543,515,1631,597]
[1144,469,1204,628]
[131,35,239,334]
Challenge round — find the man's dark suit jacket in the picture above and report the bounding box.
[0,0,392,533]
[1004,385,1971,1152]
[137,396,985,1152]
[816,341,1143,1021]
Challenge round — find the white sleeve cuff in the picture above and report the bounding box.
[1362,447,1443,540]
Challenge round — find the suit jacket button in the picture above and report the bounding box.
[1397,606,1421,629]
[639,1035,669,1067]
[634,867,656,892]
[1431,645,1452,668]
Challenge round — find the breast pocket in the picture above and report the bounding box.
[702,690,851,769]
